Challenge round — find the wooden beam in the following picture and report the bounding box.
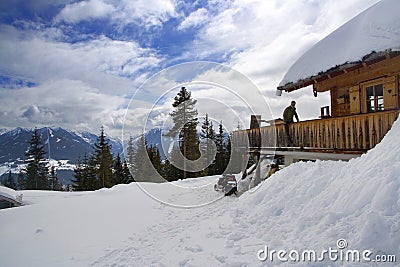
[314,55,400,92]
[281,52,400,93]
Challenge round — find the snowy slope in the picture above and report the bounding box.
[0,117,399,266]
[280,0,400,87]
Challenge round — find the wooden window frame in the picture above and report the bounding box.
[360,77,396,113]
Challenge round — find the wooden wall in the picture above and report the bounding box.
[314,55,400,118]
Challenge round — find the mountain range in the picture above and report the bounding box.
[0,127,123,165]
[0,127,123,185]
[0,127,165,185]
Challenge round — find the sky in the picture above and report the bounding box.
[0,0,381,138]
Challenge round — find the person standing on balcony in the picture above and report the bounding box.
[283,100,299,146]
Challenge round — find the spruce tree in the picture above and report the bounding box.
[122,160,134,183]
[17,170,25,190]
[126,135,136,181]
[162,158,172,181]
[214,122,227,174]
[200,114,216,175]
[147,145,163,178]
[3,170,17,189]
[166,86,200,178]
[133,135,165,183]
[165,145,185,181]
[92,127,114,188]
[72,153,97,191]
[25,128,49,190]
[133,133,149,182]
[49,165,63,191]
[113,153,124,184]
[72,157,85,191]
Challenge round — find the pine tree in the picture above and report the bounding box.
[161,158,172,181]
[3,170,17,189]
[72,157,85,191]
[165,145,185,181]
[92,127,114,188]
[132,133,149,182]
[113,153,125,184]
[17,170,25,190]
[122,160,134,183]
[214,122,227,174]
[200,114,216,175]
[132,135,165,183]
[166,86,200,178]
[147,145,163,178]
[126,135,136,181]
[49,165,63,191]
[72,153,97,191]
[24,128,49,190]
[200,114,214,139]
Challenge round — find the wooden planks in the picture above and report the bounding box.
[233,110,399,152]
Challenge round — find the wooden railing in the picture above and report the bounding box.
[233,110,399,152]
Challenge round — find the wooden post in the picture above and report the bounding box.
[241,154,249,180]
[250,151,261,188]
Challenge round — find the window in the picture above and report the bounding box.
[366,84,384,112]
[361,76,398,114]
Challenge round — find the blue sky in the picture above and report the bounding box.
[0,0,380,137]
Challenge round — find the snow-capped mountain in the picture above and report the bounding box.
[0,127,125,185]
[0,127,168,184]
[0,127,122,165]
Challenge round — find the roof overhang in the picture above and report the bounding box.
[277,50,400,93]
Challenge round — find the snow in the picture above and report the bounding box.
[0,165,9,176]
[280,0,400,87]
[0,116,399,266]
[0,185,19,201]
[0,159,74,177]
[46,159,76,171]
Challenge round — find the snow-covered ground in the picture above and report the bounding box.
[1,117,399,266]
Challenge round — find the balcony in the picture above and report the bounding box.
[233,110,399,154]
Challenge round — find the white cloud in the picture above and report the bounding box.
[0,25,162,94]
[186,0,381,121]
[54,0,115,23]
[21,105,57,123]
[178,8,209,31]
[116,0,177,27]
[0,25,164,136]
[0,80,126,136]
[55,0,178,28]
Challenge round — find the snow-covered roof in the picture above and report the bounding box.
[278,0,400,91]
[0,186,22,208]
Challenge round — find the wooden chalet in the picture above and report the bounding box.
[233,50,400,166]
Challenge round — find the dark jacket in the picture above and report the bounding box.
[283,106,299,123]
